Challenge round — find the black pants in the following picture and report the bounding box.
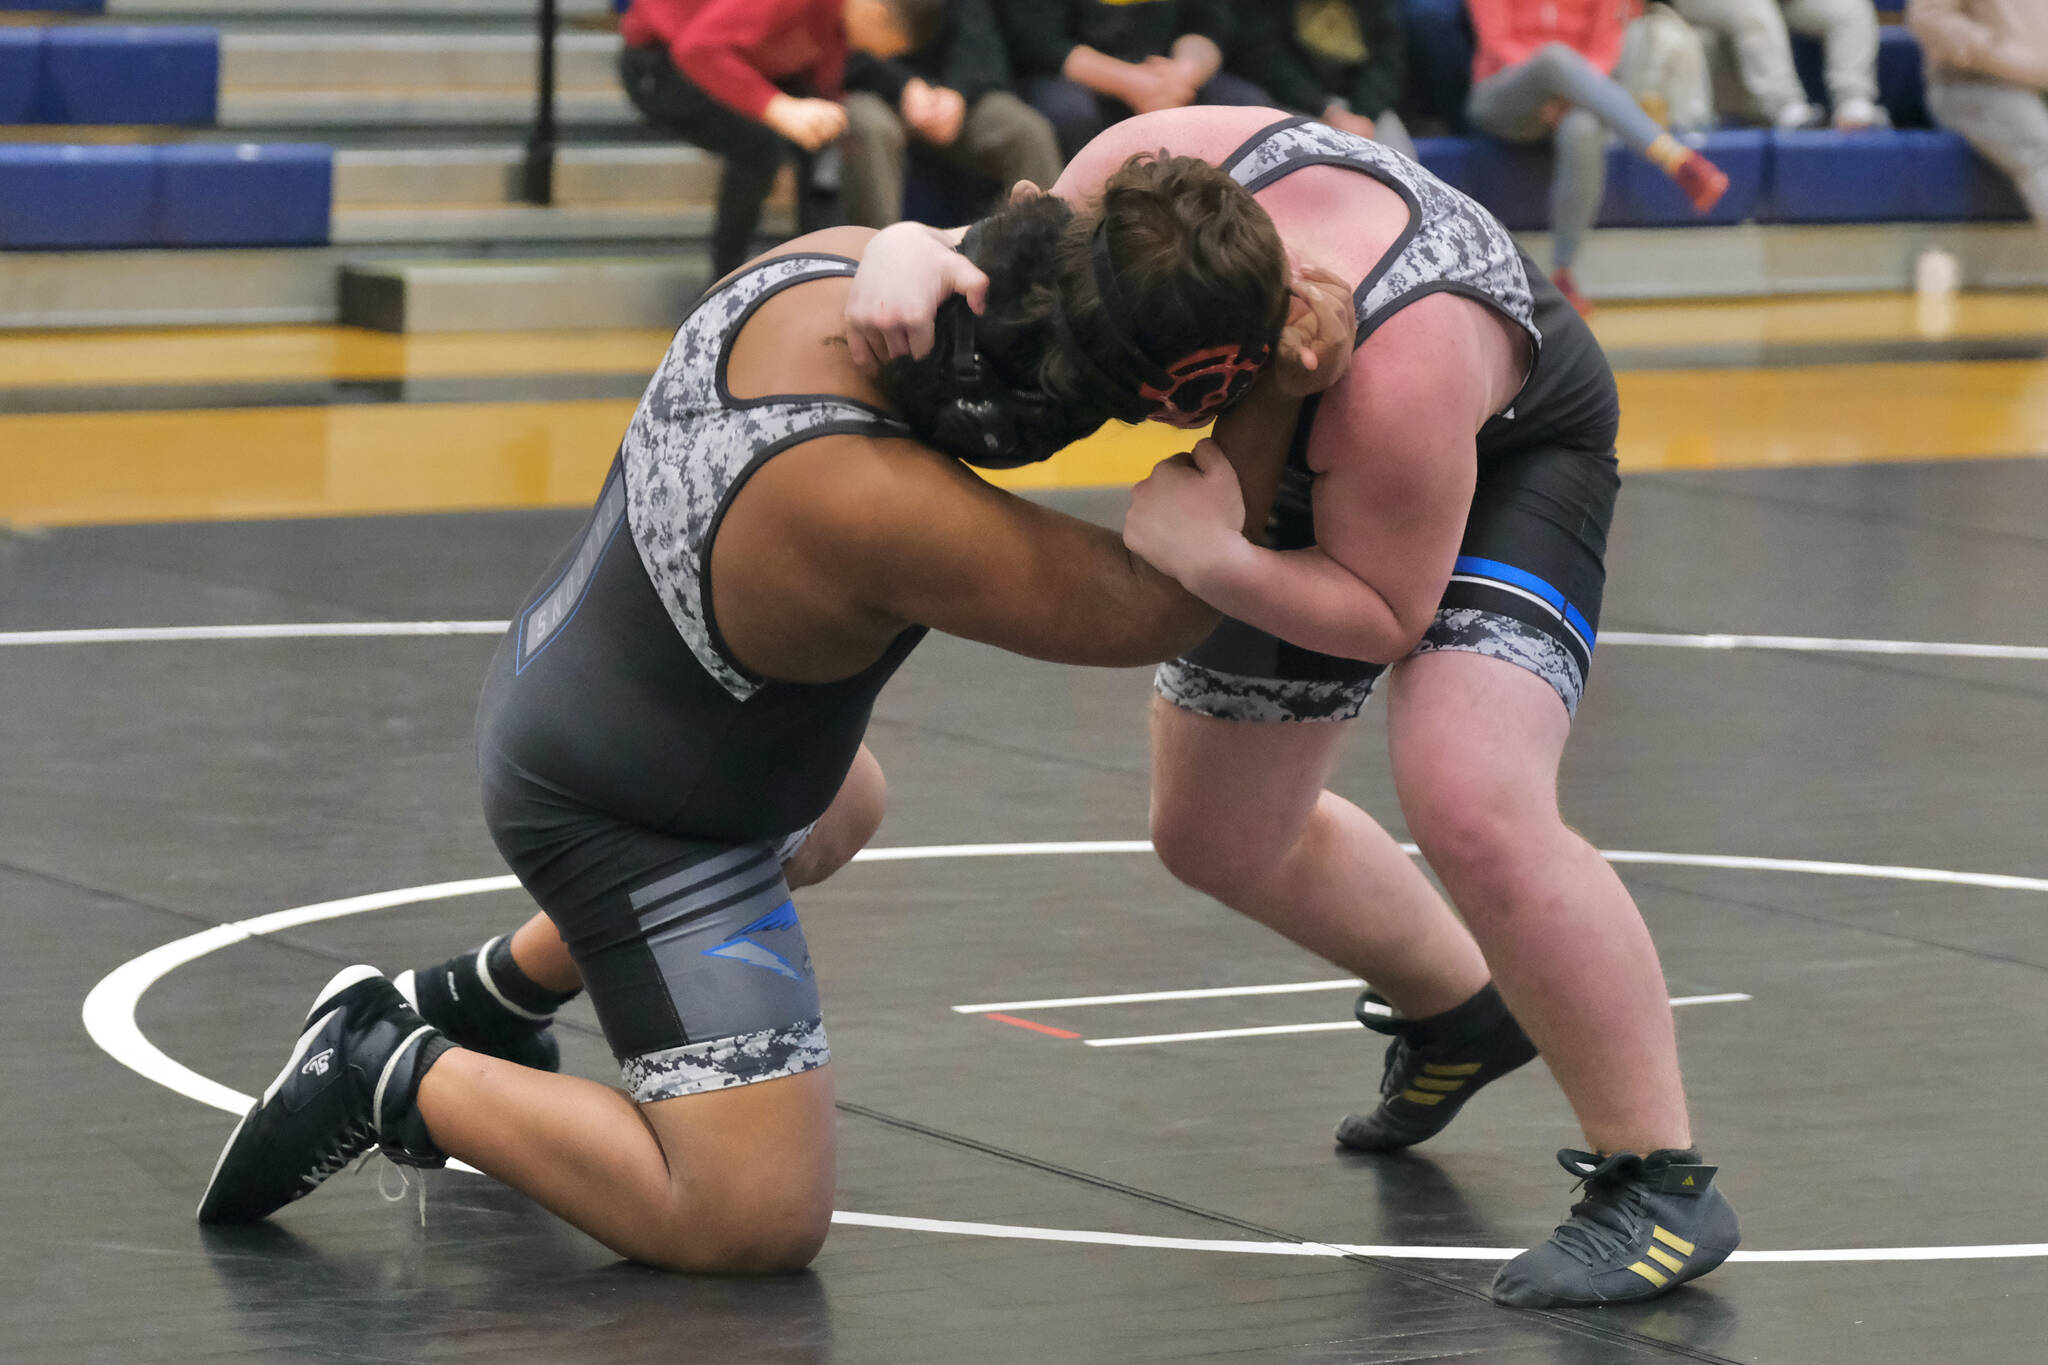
[1017,72,1274,161]
[618,45,826,279]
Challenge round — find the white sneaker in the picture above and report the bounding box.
[1833,97,1890,131]
[1774,100,1824,130]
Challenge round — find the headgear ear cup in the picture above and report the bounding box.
[927,297,1011,463]
[926,296,1068,470]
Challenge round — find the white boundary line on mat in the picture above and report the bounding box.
[8,620,2048,661]
[81,842,2048,1265]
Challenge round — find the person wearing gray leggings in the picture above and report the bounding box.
[1465,1,1729,311]
[1910,0,2048,226]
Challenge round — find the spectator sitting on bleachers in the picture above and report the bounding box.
[1400,0,1477,131]
[1465,0,1731,312]
[1237,0,1418,159]
[840,0,1063,228]
[617,0,941,281]
[1616,3,1719,132]
[1911,0,2048,224]
[1675,0,1888,128]
[1000,0,1272,160]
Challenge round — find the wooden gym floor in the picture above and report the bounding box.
[3,293,2046,1363]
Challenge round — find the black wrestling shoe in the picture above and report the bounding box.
[395,937,563,1073]
[1491,1148,1740,1308]
[197,966,451,1225]
[1334,983,1538,1152]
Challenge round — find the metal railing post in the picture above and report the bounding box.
[522,0,559,205]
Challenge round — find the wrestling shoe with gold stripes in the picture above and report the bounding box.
[1334,983,1537,1152]
[1491,1148,1740,1307]
[197,966,453,1225]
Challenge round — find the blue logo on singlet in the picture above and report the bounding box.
[701,901,805,981]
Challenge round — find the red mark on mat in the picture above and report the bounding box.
[983,1012,1083,1040]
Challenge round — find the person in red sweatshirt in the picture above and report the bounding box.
[1463,0,1729,312]
[619,0,943,280]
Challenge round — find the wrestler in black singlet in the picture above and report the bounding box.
[1156,116,1623,724]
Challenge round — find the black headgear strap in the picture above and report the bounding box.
[1087,216,1173,392]
[1084,215,1276,427]
[1047,290,1152,426]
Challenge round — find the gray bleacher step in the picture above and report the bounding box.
[5,222,2043,332]
[221,31,621,91]
[1527,220,2048,300]
[334,144,721,207]
[0,247,345,329]
[339,256,709,331]
[113,0,612,16]
[219,88,635,129]
[331,200,778,246]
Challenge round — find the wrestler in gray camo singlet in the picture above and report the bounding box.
[618,252,917,703]
[481,251,927,848]
[621,252,913,703]
[476,252,933,1101]
[1224,117,1542,361]
[1155,116,1622,726]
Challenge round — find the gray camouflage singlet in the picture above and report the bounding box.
[1223,116,1543,362]
[619,253,910,702]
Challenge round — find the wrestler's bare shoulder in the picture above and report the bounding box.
[1319,292,1531,465]
[1053,109,1407,277]
[1052,107,1294,199]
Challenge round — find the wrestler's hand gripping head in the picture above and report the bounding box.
[880,155,1289,469]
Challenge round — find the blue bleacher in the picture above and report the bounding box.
[1418,131,1767,230]
[37,26,218,124]
[1605,130,1768,227]
[0,145,157,248]
[4,25,222,125]
[1771,128,2027,222]
[0,143,334,249]
[1421,125,2025,230]
[0,0,103,10]
[0,29,41,123]
[157,144,334,247]
[1409,19,2035,235]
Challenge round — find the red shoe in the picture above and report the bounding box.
[1671,151,1729,214]
[1551,268,1593,317]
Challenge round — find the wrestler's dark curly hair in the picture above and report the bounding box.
[880,154,1290,457]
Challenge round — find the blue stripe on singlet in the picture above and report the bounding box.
[1451,555,1596,649]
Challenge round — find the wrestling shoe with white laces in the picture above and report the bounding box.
[1334,983,1537,1152]
[1491,1148,1741,1307]
[197,965,452,1225]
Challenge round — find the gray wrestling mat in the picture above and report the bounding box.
[6,467,2047,1363]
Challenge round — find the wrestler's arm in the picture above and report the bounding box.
[785,435,1247,668]
[847,117,1245,364]
[1129,301,1489,664]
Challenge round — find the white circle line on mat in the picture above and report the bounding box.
[82,843,2048,1264]
[8,621,2048,661]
